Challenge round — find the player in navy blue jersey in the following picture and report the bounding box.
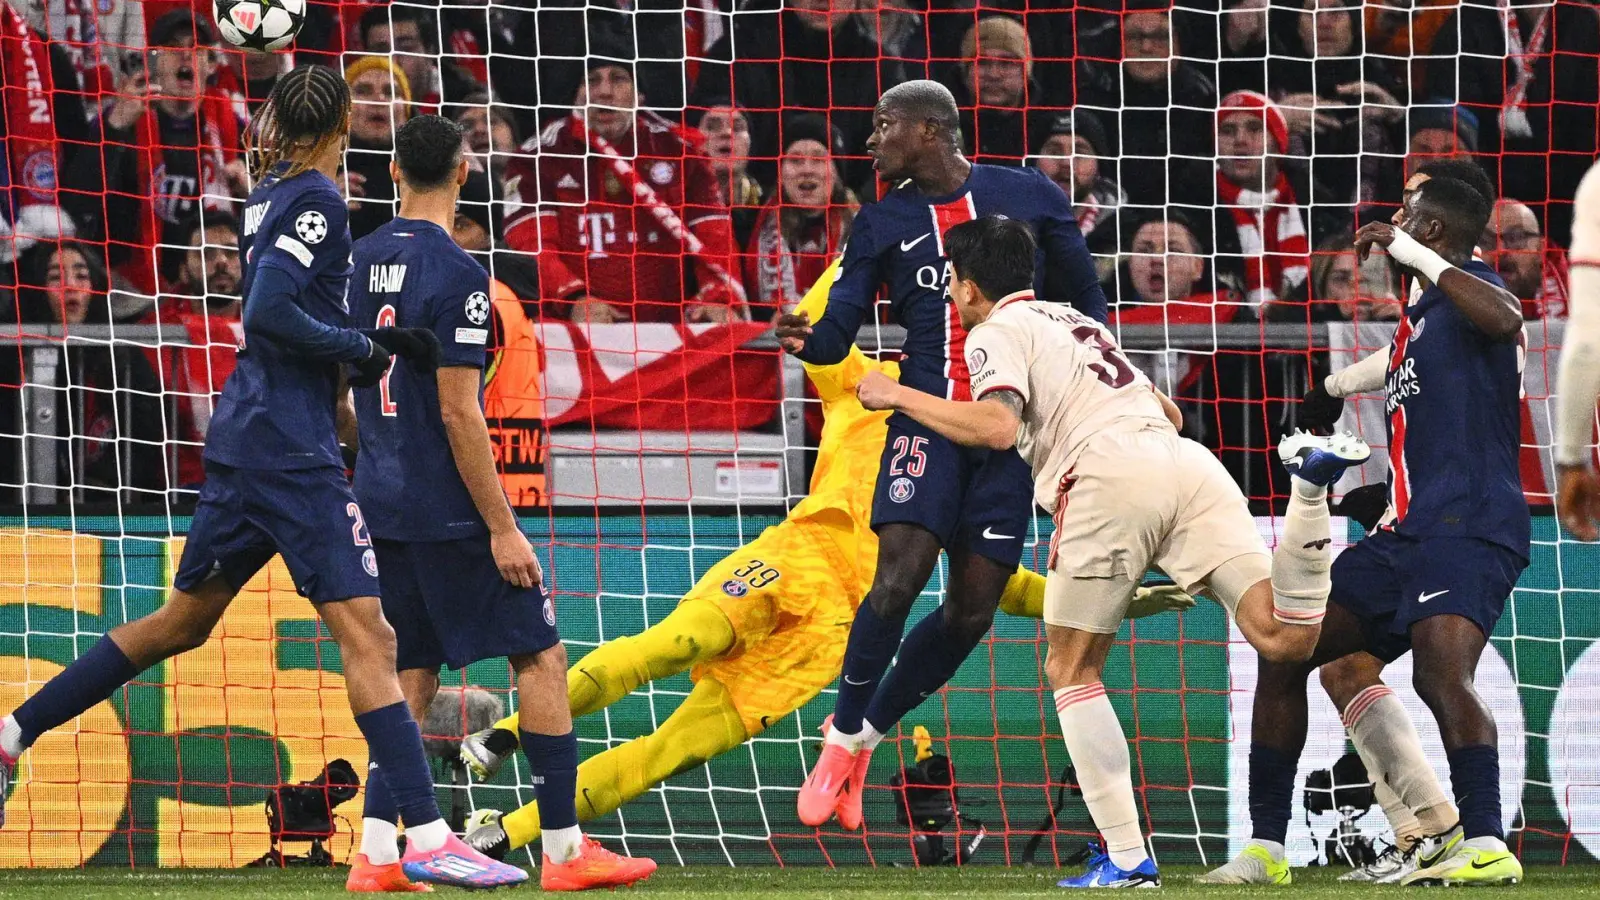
[1201,174,1529,887]
[0,66,524,892]
[346,115,656,893]
[773,80,1109,830]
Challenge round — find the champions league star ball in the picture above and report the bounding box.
[214,0,306,52]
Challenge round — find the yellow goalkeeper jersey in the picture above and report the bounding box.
[787,260,896,550]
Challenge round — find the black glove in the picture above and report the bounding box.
[1336,483,1390,532]
[347,337,392,388]
[1299,381,1345,434]
[363,327,443,374]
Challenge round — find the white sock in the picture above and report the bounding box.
[825,725,858,751]
[543,825,583,864]
[361,817,400,865]
[1055,683,1148,870]
[1343,687,1424,849]
[1249,838,1286,861]
[0,715,24,759]
[1342,684,1454,831]
[1372,777,1424,850]
[825,721,885,753]
[859,721,885,752]
[405,818,451,853]
[1270,482,1333,625]
[1462,835,1508,853]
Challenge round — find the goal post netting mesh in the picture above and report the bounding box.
[0,0,1596,872]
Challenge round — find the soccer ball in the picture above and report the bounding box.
[213,0,306,52]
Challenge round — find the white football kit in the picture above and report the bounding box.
[965,291,1268,631]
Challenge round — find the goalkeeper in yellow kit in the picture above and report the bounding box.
[457,263,1193,858]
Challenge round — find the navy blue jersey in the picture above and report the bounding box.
[350,218,494,543]
[206,169,355,470]
[796,164,1107,399]
[1383,259,1530,558]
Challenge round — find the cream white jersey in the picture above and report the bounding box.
[966,291,1174,512]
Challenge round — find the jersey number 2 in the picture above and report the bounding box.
[346,503,371,547]
[377,305,398,416]
[1071,325,1137,389]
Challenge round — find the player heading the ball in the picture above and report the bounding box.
[854,215,1367,889]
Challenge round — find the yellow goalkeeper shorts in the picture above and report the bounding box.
[688,518,862,734]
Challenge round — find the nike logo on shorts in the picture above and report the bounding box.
[844,675,871,685]
[900,233,932,252]
[1417,590,1450,604]
[982,527,1016,540]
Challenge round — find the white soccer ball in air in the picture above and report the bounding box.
[214,0,306,52]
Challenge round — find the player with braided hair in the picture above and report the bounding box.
[0,64,525,892]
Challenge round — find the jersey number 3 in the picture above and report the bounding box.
[377,305,398,416]
[1071,325,1137,389]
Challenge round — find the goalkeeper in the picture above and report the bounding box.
[457,263,1194,857]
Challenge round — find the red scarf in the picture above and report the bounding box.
[1,6,60,234]
[1215,168,1310,306]
[1529,246,1570,319]
[745,196,851,310]
[124,91,241,295]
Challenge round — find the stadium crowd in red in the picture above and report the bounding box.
[0,0,1594,499]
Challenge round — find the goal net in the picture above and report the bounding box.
[0,0,1594,871]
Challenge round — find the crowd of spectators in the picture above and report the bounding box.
[1,0,1598,500]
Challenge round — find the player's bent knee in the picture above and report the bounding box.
[1318,653,1385,711]
[1262,623,1319,664]
[865,581,919,620]
[944,602,997,645]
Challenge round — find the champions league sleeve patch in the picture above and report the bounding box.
[464,291,491,325]
[294,210,329,244]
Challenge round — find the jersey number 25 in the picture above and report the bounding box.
[377,305,398,416]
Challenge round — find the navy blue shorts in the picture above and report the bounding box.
[1330,529,1526,663]
[870,413,1033,567]
[174,463,381,604]
[373,536,559,671]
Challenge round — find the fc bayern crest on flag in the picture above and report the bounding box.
[650,161,675,185]
[889,477,915,503]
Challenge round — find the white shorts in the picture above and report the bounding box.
[1043,428,1268,632]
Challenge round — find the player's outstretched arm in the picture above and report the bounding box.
[438,366,542,588]
[856,370,1021,450]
